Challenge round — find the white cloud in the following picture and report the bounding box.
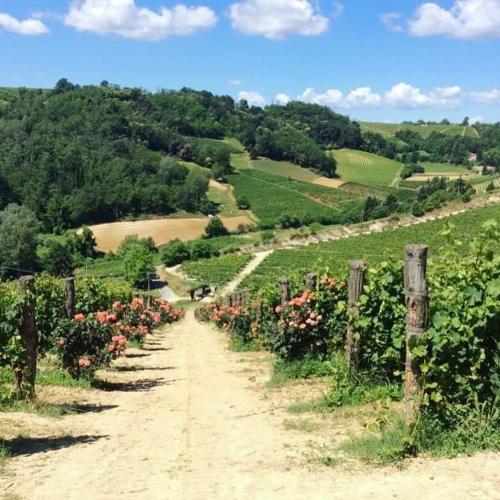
[346,87,382,107]
[64,0,217,41]
[275,93,291,105]
[385,83,462,108]
[380,12,403,32]
[409,0,500,39]
[0,12,49,35]
[229,0,329,39]
[298,87,347,108]
[238,90,267,107]
[470,88,500,103]
[227,80,242,87]
[470,115,484,124]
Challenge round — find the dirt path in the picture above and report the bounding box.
[220,250,274,296]
[2,313,500,499]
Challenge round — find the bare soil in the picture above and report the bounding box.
[1,313,499,499]
[312,177,345,189]
[87,215,254,252]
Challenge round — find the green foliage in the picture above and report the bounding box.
[0,204,40,278]
[38,239,75,277]
[243,204,500,292]
[204,216,229,238]
[123,245,155,288]
[181,253,253,286]
[162,239,191,266]
[332,149,402,187]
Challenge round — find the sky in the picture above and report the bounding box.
[0,0,499,123]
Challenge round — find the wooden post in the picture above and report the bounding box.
[345,260,365,370]
[15,276,38,398]
[404,245,428,425]
[305,273,317,290]
[65,277,75,320]
[279,277,290,307]
[227,294,234,307]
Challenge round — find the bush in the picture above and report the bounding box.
[162,239,190,266]
[205,217,229,238]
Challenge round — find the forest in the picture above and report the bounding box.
[1,79,499,233]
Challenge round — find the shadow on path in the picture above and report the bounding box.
[4,435,108,457]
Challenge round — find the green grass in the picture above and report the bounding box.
[242,204,500,291]
[332,149,402,187]
[421,162,472,174]
[251,158,320,182]
[0,365,91,390]
[283,418,321,433]
[267,357,336,387]
[228,169,360,227]
[181,253,253,286]
[361,122,480,139]
[189,136,243,154]
[207,185,241,216]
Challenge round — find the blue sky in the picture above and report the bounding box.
[0,0,499,123]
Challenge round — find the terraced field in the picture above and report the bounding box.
[241,204,500,292]
[181,253,254,287]
[421,162,472,174]
[361,122,480,139]
[332,149,402,187]
[227,169,361,227]
[340,182,417,202]
[471,175,500,193]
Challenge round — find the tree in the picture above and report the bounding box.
[0,204,40,278]
[205,217,229,238]
[38,239,75,277]
[123,243,155,288]
[236,195,250,209]
[162,239,190,266]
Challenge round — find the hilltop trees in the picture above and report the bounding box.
[0,204,40,278]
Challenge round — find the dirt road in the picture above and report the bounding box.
[2,312,499,499]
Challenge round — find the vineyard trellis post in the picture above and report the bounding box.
[404,244,429,425]
[65,277,75,320]
[279,277,291,307]
[346,260,365,370]
[14,275,38,398]
[305,273,317,290]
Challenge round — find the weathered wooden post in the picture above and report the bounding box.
[227,293,234,307]
[305,272,317,290]
[15,275,38,398]
[345,260,365,370]
[404,245,428,425]
[65,277,75,320]
[279,277,291,307]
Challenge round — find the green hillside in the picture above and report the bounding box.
[361,122,480,139]
[242,204,500,291]
[332,149,402,186]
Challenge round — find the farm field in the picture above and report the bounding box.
[227,169,361,227]
[242,203,500,291]
[361,122,480,139]
[331,149,402,187]
[251,158,320,182]
[181,253,253,286]
[472,175,500,193]
[421,162,472,174]
[87,214,254,252]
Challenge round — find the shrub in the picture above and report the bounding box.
[205,217,229,238]
[162,239,190,267]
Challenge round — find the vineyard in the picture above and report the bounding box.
[332,149,402,187]
[0,274,184,398]
[181,253,254,287]
[251,158,320,182]
[241,204,500,292]
[360,122,480,139]
[227,169,361,227]
[472,175,500,193]
[199,217,500,462]
[339,182,417,203]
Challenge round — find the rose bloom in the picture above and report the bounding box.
[74,313,85,321]
[108,344,115,353]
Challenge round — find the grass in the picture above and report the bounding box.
[267,357,337,387]
[228,169,360,227]
[251,158,320,182]
[332,149,402,187]
[283,418,321,433]
[242,203,500,291]
[360,122,480,139]
[229,338,261,352]
[181,253,254,286]
[207,185,241,216]
[421,162,472,174]
[189,136,244,155]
